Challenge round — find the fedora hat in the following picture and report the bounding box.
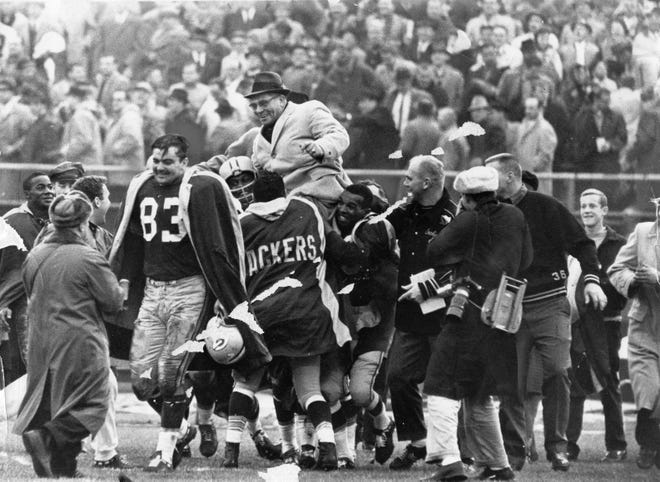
[244,71,290,99]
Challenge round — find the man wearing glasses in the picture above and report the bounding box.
[246,71,351,216]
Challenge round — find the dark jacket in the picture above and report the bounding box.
[427,199,533,297]
[575,225,627,320]
[512,187,601,303]
[165,110,205,165]
[573,106,627,173]
[21,114,62,163]
[343,106,399,169]
[386,189,456,334]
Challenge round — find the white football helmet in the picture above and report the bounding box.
[204,316,246,365]
[218,156,257,209]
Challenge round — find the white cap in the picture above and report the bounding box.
[453,166,499,194]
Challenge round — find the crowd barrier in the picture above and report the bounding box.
[1,163,659,235]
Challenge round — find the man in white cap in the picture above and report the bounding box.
[400,165,532,481]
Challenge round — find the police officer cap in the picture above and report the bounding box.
[49,161,85,183]
[453,166,499,194]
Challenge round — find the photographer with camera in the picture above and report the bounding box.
[400,165,532,481]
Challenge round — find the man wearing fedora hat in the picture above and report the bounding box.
[246,71,351,214]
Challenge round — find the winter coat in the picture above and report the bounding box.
[13,229,123,436]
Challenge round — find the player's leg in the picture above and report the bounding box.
[291,354,337,471]
[147,276,205,472]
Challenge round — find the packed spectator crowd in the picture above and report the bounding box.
[1,0,660,210]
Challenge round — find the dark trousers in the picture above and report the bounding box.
[27,378,90,476]
[567,311,626,451]
[497,329,527,461]
[0,298,28,385]
[516,297,571,456]
[636,408,660,449]
[388,329,437,442]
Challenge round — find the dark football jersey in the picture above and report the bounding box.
[129,178,201,281]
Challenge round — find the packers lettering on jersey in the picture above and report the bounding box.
[246,235,319,277]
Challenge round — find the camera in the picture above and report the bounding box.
[446,277,483,320]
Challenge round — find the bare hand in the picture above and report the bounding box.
[0,307,11,335]
[301,141,324,159]
[634,265,659,285]
[584,283,608,311]
[0,307,11,323]
[398,282,424,304]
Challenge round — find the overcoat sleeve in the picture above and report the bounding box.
[607,225,640,298]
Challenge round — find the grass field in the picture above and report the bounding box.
[2,387,660,481]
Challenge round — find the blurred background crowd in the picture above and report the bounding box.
[1,0,660,215]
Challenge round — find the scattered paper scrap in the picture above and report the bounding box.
[388,150,403,160]
[258,463,300,482]
[431,146,445,157]
[449,121,485,141]
[172,340,205,356]
[338,283,354,295]
[253,277,302,302]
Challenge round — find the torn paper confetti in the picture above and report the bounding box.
[253,277,302,302]
[449,121,486,141]
[388,150,403,160]
[258,463,300,482]
[172,340,205,356]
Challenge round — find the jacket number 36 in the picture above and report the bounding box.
[551,270,567,281]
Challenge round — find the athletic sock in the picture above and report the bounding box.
[226,390,254,444]
[411,438,426,448]
[306,396,334,444]
[342,397,358,457]
[279,420,297,454]
[368,396,390,431]
[178,418,189,439]
[196,407,213,425]
[246,397,262,436]
[331,402,350,460]
[296,413,316,448]
[155,430,178,464]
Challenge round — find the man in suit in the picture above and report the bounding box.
[96,55,129,115]
[247,71,350,212]
[222,2,271,37]
[164,89,204,165]
[430,44,464,113]
[405,21,435,63]
[559,21,600,73]
[573,87,627,175]
[385,67,435,138]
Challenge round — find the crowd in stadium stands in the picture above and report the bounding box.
[0,0,659,207]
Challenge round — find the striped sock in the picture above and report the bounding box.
[226,390,253,444]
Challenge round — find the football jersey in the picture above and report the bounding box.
[129,178,201,281]
[241,197,341,357]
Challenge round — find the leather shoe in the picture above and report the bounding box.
[550,452,570,472]
[637,447,657,469]
[421,461,467,481]
[602,449,626,462]
[22,429,54,478]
